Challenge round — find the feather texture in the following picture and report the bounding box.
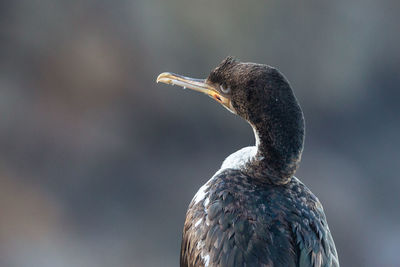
[180,166,338,267]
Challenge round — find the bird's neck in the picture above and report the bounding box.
[244,114,304,185]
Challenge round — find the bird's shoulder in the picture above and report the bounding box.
[181,170,338,267]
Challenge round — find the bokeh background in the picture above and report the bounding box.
[1,0,399,266]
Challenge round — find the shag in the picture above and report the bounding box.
[157,57,339,267]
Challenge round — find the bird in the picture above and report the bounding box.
[156,57,339,267]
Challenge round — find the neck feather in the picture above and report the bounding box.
[244,111,304,185]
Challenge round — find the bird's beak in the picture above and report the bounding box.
[156,72,234,112]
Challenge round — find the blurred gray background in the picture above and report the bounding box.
[1,0,399,266]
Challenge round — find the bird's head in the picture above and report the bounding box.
[157,57,304,181]
[157,57,299,122]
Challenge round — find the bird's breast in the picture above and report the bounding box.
[220,146,257,170]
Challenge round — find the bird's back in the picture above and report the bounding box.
[180,149,338,267]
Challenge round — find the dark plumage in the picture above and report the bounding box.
[157,57,339,267]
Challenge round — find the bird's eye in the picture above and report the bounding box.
[220,84,231,94]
